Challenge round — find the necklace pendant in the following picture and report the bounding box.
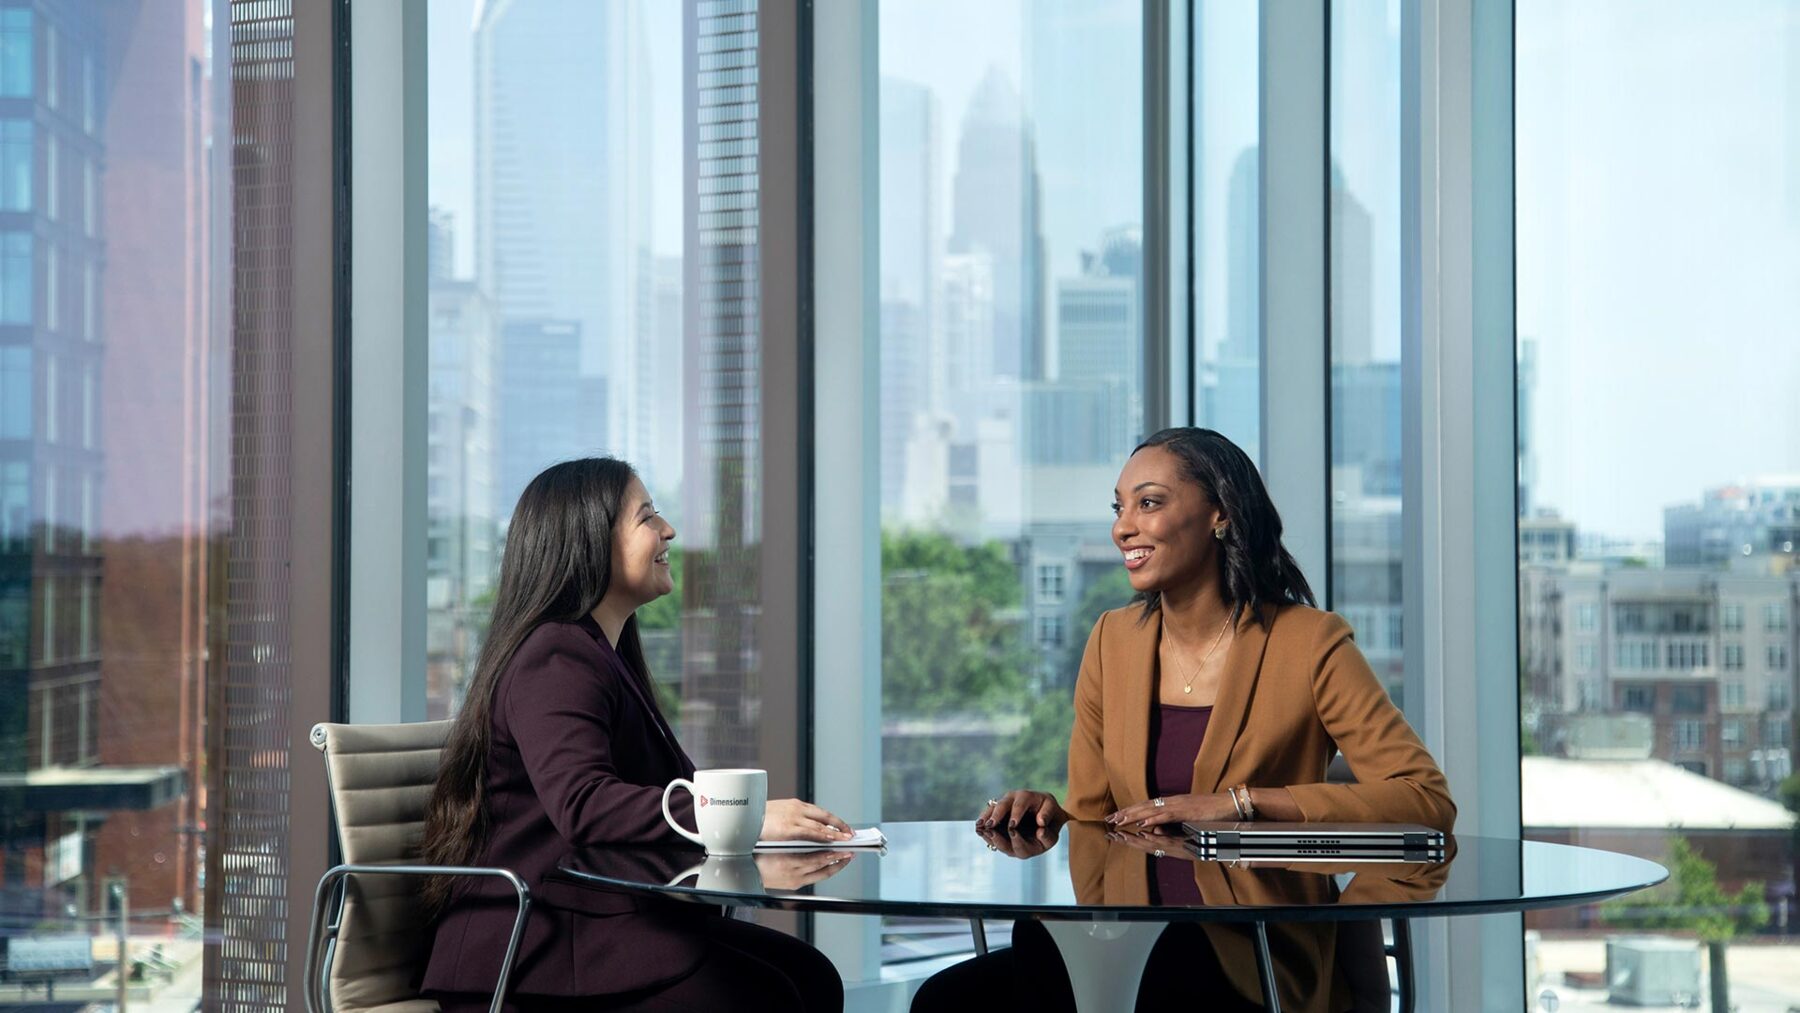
[1183,685,1192,694]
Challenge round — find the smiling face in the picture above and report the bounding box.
[609,476,677,610]
[1112,444,1227,596]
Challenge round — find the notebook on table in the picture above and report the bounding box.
[1180,821,1446,863]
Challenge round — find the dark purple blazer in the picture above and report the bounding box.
[422,616,709,999]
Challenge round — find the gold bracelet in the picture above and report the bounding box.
[1227,785,1249,820]
[1235,783,1257,821]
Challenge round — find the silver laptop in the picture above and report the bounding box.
[1180,821,1447,863]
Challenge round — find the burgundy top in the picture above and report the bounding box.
[1149,703,1212,799]
[1148,703,1212,906]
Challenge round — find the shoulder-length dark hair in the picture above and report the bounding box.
[1132,427,1316,626]
[419,457,664,915]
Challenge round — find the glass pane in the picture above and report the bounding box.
[2,2,226,1008]
[426,0,708,740]
[1193,2,1261,462]
[1518,2,1800,1006]
[1328,1,1405,703]
[877,0,1167,967]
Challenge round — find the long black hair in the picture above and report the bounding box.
[419,457,664,915]
[1132,427,1315,626]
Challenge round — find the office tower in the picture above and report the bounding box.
[939,251,996,439]
[426,211,497,718]
[636,254,683,501]
[1224,147,1258,364]
[0,0,210,945]
[1213,146,1260,455]
[475,0,653,472]
[681,0,761,767]
[1518,337,1538,518]
[1665,479,1800,568]
[880,77,941,518]
[496,318,586,516]
[1330,166,1374,367]
[208,0,299,1004]
[948,67,1046,383]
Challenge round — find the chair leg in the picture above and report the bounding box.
[1390,918,1415,1013]
[969,918,989,956]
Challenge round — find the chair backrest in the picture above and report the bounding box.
[312,720,454,1013]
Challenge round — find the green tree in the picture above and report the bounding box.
[1001,690,1075,801]
[880,530,1031,715]
[1601,836,1768,1012]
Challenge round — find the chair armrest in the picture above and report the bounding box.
[305,864,532,1013]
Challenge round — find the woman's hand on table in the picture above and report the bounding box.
[977,790,1071,831]
[976,822,1062,860]
[761,799,855,843]
[755,850,855,890]
[1105,792,1239,832]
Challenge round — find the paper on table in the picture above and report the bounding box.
[755,827,886,850]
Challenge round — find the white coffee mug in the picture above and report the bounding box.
[666,855,764,894]
[661,768,768,855]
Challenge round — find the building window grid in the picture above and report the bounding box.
[1764,601,1789,632]
[1672,719,1706,753]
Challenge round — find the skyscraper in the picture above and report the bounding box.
[425,212,496,717]
[497,318,586,516]
[475,0,653,477]
[880,77,941,518]
[948,67,1046,383]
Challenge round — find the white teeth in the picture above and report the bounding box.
[1125,548,1151,561]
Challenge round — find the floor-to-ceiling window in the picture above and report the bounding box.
[422,0,742,751]
[1329,0,1406,707]
[1518,3,1800,1007]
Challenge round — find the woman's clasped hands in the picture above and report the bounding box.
[1103,792,1240,831]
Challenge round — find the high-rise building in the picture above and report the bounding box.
[636,254,683,501]
[680,0,762,766]
[496,318,585,516]
[475,0,653,470]
[1330,166,1374,366]
[1665,479,1800,569]
[426,213,497,718]
[0,0,208,933]
[948,67,1046,383]
[880,77,941,518]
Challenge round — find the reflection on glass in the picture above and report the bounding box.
[876,0,1145,823]
[1193,3,1261,463]
[1517,1,1800,1005]
[1328,0,1405,706]
[425,0,696,730]
[0,1,223,1007]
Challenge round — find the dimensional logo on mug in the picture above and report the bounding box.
[700,795,710,807]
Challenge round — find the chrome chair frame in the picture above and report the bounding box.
[305,721,531,1013]
[302,863,530,1013]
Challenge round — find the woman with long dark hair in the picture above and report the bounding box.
[420,457,849,1012]
[915,428,1454,1012]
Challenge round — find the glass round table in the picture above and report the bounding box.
[555,821,1666,1012]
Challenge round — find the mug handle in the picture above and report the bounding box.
[666,861,705,888]
[661,778,706,847]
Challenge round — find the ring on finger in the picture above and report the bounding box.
[1152,797,1166,808]
[986,798,999,807]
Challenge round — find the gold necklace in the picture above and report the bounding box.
[1166,614,1232,695]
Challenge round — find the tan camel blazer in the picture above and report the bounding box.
[1065,603,1456,831]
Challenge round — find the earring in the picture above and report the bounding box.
[1213,524,1228,540]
